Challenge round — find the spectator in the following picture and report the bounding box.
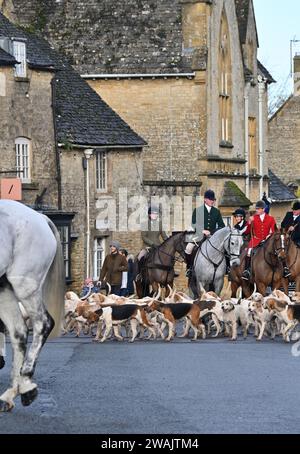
[80,278,99,299]
[120,249,135,296]
[98,241,128,296]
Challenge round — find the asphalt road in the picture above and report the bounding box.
[0,335,300,434]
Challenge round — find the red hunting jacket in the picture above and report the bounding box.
[244,214,276,249]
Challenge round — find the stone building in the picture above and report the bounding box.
[268,55,300,220]
[1,0,275,224]
[0,11,145,291]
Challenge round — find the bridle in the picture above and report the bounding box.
[205,232,242,261]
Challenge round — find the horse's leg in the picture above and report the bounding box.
[0,287,28,412]
[0,319,5,370]
[13,289,54,403]
[231,281,238,298]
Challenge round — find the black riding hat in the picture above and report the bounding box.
[256,200,266,209]
[292,201,300,211]
[232,208,246,218]
[204,190,216,201]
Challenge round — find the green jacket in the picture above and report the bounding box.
[141,219,168,247]
[192,205,225,237]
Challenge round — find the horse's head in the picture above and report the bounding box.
[173,231,188,260]
[225,228,244,268]
[270,232,287,261]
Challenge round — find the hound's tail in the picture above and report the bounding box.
[43,219,65,338]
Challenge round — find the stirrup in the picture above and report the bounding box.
[283,268,291,278]
[242,270,250,281]
[186,269,193,278]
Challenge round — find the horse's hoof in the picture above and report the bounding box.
[0,356,5,370]
[0,399,14,412]
[21,387,38,407]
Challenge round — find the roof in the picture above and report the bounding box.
[0,12,146,147]
[0,13,54,69]
[268,170,296,203]
[8,0,210,75]
[219,181,252,208]
[235,0,259,46]
[0,46,16,66]
[258,60,276,84]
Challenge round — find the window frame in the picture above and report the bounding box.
[93,237,106,280]
[15,137,31,183]
[248,117,257,173]
[95,150,108,193]
[12,40,27,78]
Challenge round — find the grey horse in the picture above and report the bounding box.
[192,227,243,296]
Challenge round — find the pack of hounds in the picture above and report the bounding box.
[64,283,300,344]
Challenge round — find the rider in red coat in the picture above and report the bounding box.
[242,200,278,280]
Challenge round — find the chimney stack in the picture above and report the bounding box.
[294,55,300,96]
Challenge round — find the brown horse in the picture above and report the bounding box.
[135,232,187,298]
[284,234,300,292]
[230,232,289,297]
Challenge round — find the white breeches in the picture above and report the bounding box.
[185,243,196,255]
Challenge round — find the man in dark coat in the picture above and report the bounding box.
[98,240,128,296]
[281,201,300,247]
[185,190,225,277]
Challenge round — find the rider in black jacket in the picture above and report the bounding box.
[281,201,300,247]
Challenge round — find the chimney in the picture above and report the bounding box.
[294,55,300,96]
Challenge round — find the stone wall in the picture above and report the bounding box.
[0,65,58,207]
[268,97,300,186]
[60,146,144,292]
[88,77,206,183]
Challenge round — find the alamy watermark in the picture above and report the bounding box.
[95,188,205,232]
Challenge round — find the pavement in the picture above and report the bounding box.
[0,335,300,434]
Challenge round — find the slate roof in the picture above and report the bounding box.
[0,12,146,147]
[235,0,250,45]
[258,60,276,84]
[0,46,16,66]
[219,181,252,208]
[9,0,210,75]
[269,170,296,203]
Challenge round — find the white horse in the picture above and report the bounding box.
[193,227,243,296]
[0,200,64,412]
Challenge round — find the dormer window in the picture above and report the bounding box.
[12,40,27,78]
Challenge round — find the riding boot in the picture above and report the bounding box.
[225,256,231,275]
[185,252,194,278]
[242,255,251,281]
[281,260,291,278]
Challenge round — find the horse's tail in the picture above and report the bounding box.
[43,219,65,339]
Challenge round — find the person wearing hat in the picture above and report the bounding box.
[97,240,128,296]
[281,201,300,248]
[242,200,277,280]
[232,208,248,236]
[185,190,225,277]
[138,204,169,263]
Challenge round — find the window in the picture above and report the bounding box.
[13,41,27,78]
[57,224,71,280]
[15,137,31,182]
[96,151,107,191]
[219,11,232,144]
[93,238,105,280]
[248,117,257,173]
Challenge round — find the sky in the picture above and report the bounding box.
[253,0,300,98]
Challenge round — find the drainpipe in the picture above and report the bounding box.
[51,76,62,210]
[258,76,266,199]
[84,148,94,278]
[244,81,251,199]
